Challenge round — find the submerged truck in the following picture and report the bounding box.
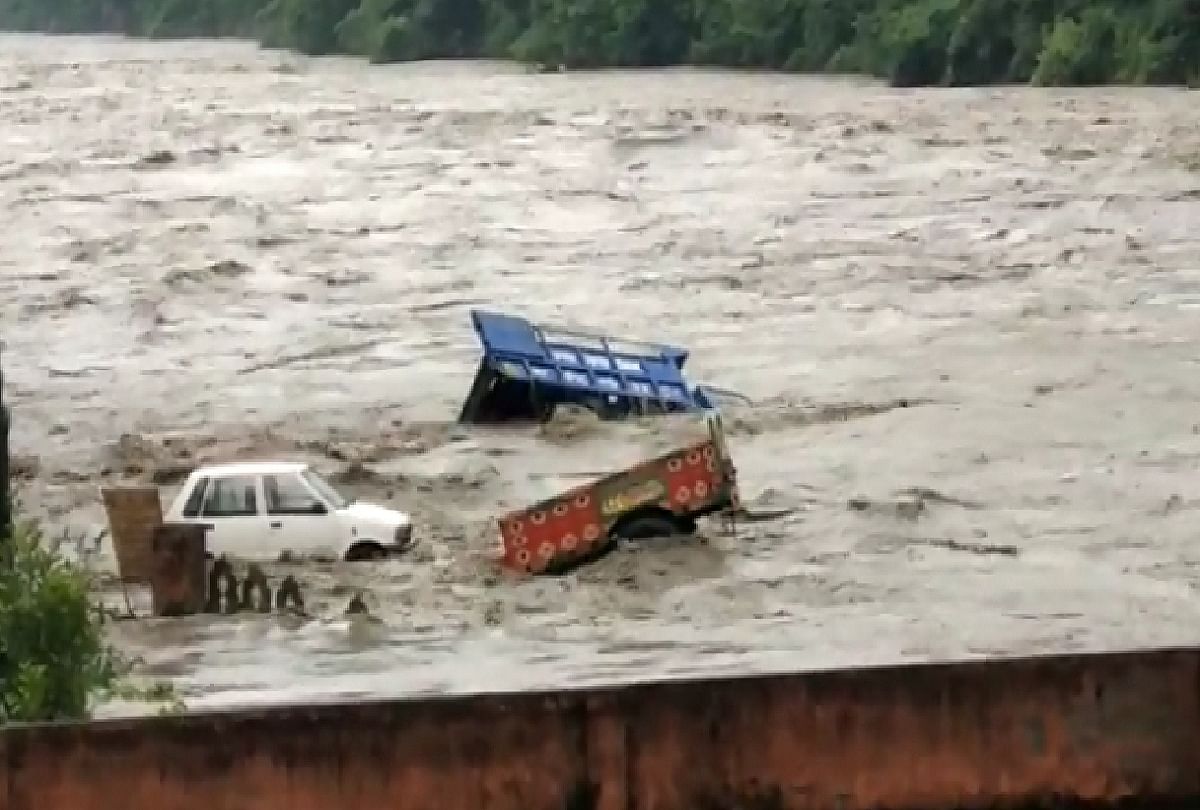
[458,309,740,424]
[496,411,740,575]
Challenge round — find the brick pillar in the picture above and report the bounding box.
[150,523,207,616]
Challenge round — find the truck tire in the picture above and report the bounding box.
[610,511,683,541]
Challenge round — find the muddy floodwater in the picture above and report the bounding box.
[3,34,1200,714]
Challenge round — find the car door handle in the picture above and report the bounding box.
[269,521,282,529]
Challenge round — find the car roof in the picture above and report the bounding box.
[190,461,311,478]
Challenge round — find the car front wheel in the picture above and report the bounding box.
[344,542,387,562]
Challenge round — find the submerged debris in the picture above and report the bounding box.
[138,149,176,166]
[929,538,1019,557]
[848,487,984,521]
[345,593,370,615]
[164,259,252,287]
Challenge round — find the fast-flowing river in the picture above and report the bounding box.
[3,34,1200,713]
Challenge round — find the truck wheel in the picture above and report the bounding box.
[610,513,680,541]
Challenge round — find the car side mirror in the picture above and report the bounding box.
[309,502,328,515]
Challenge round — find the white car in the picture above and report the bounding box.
[164,461,414,562]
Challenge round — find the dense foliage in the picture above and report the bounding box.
[1,0,1197,85]
[0,520,126,722]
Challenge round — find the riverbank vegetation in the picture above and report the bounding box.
[0,519,123,722]
[1,0,1197,86]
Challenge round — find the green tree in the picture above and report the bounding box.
[336,0,487,62]
[3,1,1200,100]
[257,0,360,54]
[691,0,806,69]
[859,0,961,87]
[1033,8,1119,85]
[514,0,691,67]
[801,0,871,71]
[482,0,532,56]
[944,0,1021,85]
[1143,0,1200,84]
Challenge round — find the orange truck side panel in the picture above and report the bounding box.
[1,647,1199,810]
[498,439,733,574]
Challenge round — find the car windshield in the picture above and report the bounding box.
[301,469,350,510]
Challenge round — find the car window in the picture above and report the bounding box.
[264,473,324,515]
[301,469,348,510]
[201,475,259,517]
[181,477,209,518]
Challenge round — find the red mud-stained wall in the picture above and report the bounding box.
[2,647,1200,810]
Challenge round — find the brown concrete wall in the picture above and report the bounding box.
[2,647,1199,810]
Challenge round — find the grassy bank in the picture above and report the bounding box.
[1,0,1197,86]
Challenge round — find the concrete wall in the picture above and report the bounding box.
[2,647,1199,810]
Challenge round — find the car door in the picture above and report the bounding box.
[262,472,339,561]
[198,474,267,560]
